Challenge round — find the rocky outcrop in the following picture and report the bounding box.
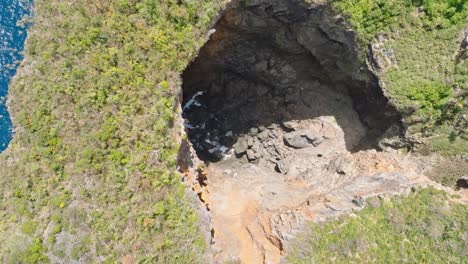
[182,0,403,163]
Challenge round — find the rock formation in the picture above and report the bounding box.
[178,0,439,263]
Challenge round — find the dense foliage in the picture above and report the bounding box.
[333,0,467,41]
[288,188,468,263]
[0,0,225,263]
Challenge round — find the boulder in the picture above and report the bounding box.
[283,133,309,149]
[311,137,324,147]
[247,136,254,147]
[257,130,269,141]
[248,127,259,136]
[303,131,320,142]
[234,138,249,155]
[276,158,290,174]
[282,121,297,131]
[246,149,257,161]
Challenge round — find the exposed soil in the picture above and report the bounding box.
[177,1,440,263]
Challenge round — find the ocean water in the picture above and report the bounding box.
[0,0,32,152]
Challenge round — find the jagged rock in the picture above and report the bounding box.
[311,137,324,147]
[257,130,269,141]
[276,158,290,174]
[282,121,297,131]
[269,129,281,139]
[455,30,467,63]
[352,196,365,207]
[246,149,256,161]
[270,210,305,241]
[267,146,277,156]
[303,131,320,142]
[327,156,353,175]
[301,131,324,146]
[369,34,398,72]
[254,151,262,159]
[283,130,324,149]
[283,133,309,149]
[247,136,254,147]
[248,127,259,136]
[234,138,249,155]
[251,140,261,153]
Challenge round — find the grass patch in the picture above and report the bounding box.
[287,188,468,263]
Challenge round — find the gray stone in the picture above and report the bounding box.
[247,136,254,147]
[282,121,297,130]
[267,146,277,156]
[269,130,280,139]
[352,196,365,207]
[246,149,257,161]
[327,156,353,175]
[257,130,269,141]
[254,151,262,159]
[311,137,324,147]
[302,131,320,142]
[234,138,248,155]
[276,158,290,174]
[248,127,259,136]
[284,133,309,149]
[251,140,261,153]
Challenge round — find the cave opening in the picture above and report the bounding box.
[181,0,401,165]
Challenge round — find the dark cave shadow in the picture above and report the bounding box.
[180,0,402,162]
[181,69,401,163]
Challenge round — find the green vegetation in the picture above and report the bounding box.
[0,0,466,262]
[428,154,468,187]
[0,0,226,262]
[288,188,468,263]
[333,0,467,42]
[333,0,467,154]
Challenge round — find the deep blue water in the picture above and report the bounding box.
[0,0,32,152]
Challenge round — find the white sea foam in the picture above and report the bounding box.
[183,91,204,111]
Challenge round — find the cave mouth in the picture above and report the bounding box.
[181,0,401,164]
